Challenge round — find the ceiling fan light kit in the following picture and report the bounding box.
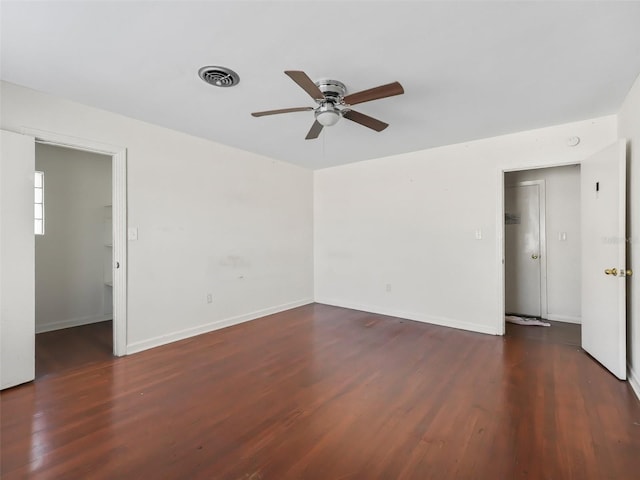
[251,70,404,140]
[315,104,341,126]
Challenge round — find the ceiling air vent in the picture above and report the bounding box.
[198,66,240,87]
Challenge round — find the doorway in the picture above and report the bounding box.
[503,165,582,337]
[28,127,128,359]
[34,144,114,377]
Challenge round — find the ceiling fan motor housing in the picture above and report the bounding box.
[315,79,346,101]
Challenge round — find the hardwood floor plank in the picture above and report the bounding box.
[2,304,640,479]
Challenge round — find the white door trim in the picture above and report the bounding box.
[505,180,548,320]
[23,127,128,357]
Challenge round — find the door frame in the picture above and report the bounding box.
[24,128,128,356]
[504,180,548,320]
[497,161,579,335]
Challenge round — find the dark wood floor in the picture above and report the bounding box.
[2,304,639,479]
[35,320,113,379]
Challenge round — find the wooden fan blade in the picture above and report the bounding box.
[342,110,389,132]
[342,81,404,106]
[285,71,324,100]
[251,107,313,117]
[305,120,323,140]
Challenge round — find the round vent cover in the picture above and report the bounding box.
[198,66,240,87]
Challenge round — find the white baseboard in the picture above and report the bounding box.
[629,365,640,402]
[546,313,581,324]
[315,298,501,336]
[36,314,112,334]
[126,298,314,355]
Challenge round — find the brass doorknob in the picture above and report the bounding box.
[604,268,618,276]
[621,269,633,277]
[531,254,539,259]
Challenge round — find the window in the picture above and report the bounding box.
[34,171,44,235]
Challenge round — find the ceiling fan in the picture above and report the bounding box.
[251,71,404,140]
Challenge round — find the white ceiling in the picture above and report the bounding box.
[2,1,640,169]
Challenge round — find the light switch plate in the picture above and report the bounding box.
[128,227,138,241]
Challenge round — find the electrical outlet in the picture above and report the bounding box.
[206,293,213,304]
[386,284,392,292]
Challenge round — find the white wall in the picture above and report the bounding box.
[0,81,314,353]
[505,165,581,323]
[618,72,640,397]
[2,77,633,371]
[315,116,617,335]
[35,144,112,333]
[1,130,35,389]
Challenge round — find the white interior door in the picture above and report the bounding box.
[1,130,35,389]
[581,140,627,380]
[505,183,542,317]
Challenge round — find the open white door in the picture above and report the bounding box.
[581,139,627,380]
[1,130,36,389]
